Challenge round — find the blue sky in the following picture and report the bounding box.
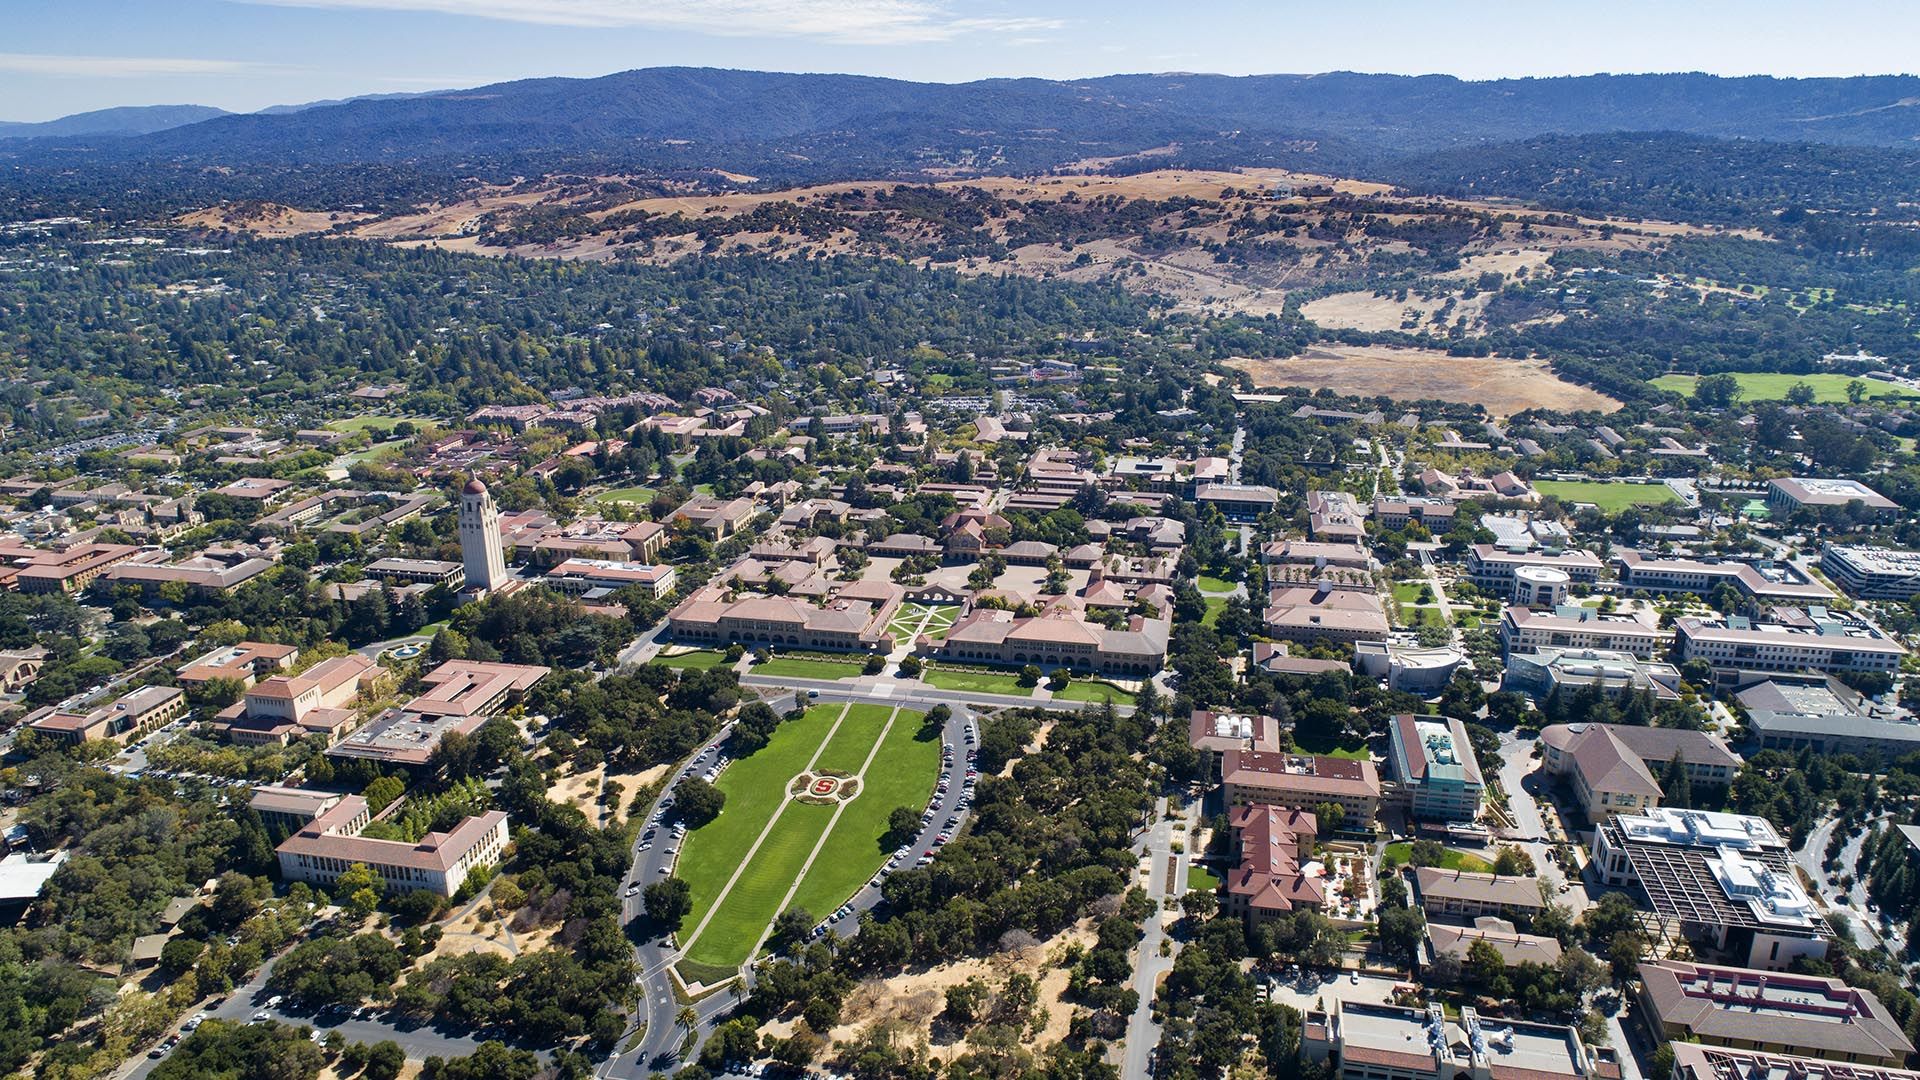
[6,0,1918,122]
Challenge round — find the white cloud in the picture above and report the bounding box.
[0,52,280,78]
[236,0,1063,45]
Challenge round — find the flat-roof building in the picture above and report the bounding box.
[1468,544,1603,592]
[327,660,547,768]
[1767,477,1899,522]
[1592,808,1826,969]
[1303,1001,1618,1080]
[1820,544,1920,601]
[1670,1042,1920,1080]
[177,641,299,688]
[364,557,465,587]
[1387,715,1484,823]
[1676,607,1905,684]
[1188,710,1285,782]
[544,558,676,598]
[1503,646,1683,701]
[1500,605,1670,660]
[1735,673,1920,757]
[1614,550,1832,606]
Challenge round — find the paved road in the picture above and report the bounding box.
[602,679,992,1077]
[1796,812,1894,954]
[121,951,483,1079]
[1492,729,1590,914]
[1120,796,1185,1080]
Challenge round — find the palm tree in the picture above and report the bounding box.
[676,1005,698,1032]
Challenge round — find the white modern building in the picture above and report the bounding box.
[1675,608,1905,684]
[1820,544,1920,601]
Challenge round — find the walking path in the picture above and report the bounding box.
[676,701,856,960]
[744,704,906,959]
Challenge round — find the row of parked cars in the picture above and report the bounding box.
[814,722,983,941]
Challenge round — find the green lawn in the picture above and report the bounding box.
[1187,865,1222,893]
[921,667,1033,696]
[1055,680,1136,706]
[1533,479,1679,511]
[325,414,435,434]
[1296,741,1373,762]
[681,800,837,970]
[1651,371,1920,404]
[1201,596,1230,627]
[811,704,897,775]
[676,704,844,933]
[1392,581,1434,604]
[786,709,936,920]
[1381,842,1493,874]
[678,703,939,972]
[336,437,407,465]
[753,656,864,680]
[653,649,730,670]
[1197,575,1236,595]
[593,485,659,505]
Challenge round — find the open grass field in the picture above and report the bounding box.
[1650,371,1920,404]
[786,710,937,920]
[1054,680,1136,706]
[1533,479,1679,510]
[1187,865,1223,893]
[1228,347,1621,416]
[324,414,435,434]
[676,702,935,974]
[1197,575,1236,595]
[921,667,1033,696]
[676,705,844,936]
[592,485,659,505]
[1392,581,1433,604]
[652,649,730,670]
[753,656,865,680]
[1202,596,1227,627]
[1381,842,1493,873]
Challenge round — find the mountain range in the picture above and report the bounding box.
[12,68,1920,165]
[7,67,1920,223]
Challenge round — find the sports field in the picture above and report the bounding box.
[1533,479,1679,511]
[674,702,932,976]
[1650,372,1919,404]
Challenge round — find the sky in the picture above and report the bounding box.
[5,0,1920,122]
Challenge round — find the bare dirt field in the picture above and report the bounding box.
[1301,289,1495,335]
[177,202,371,236]
[760,920,1096,1061]
[1228,346,1621,415]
